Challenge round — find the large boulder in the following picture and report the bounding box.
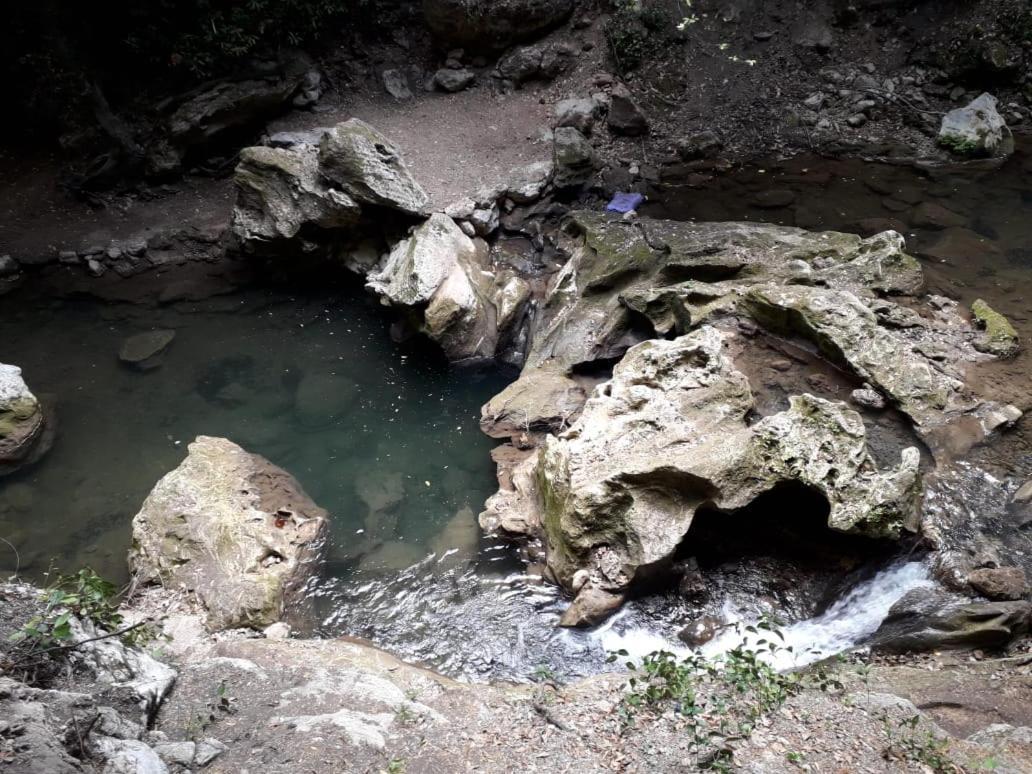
[366,214,497,360]
[0,364,51,476]
[130,436,330,630]
[938,93,1009,157]
[484,327,922,625]
[147,58,314,176]
[231,145,360,242]
[423,0,575,51]
[318,119,430,216]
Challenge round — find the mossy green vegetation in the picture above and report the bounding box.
[971,298,1020,358]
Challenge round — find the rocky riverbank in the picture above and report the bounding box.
[2,1,1032,772]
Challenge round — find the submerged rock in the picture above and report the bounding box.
[0,364,51,476]
[130,436,329,630]
[318,119,430,216]
[294,372,357,427]
[485,328,921,624]
[118,330,176,370]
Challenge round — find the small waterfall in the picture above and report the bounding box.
[592,561,933,671]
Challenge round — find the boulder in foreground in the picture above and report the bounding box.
[130,436,329,630]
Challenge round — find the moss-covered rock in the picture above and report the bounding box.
[0,363,50,476]
[318,119,430,216]
[971,298,1020,358]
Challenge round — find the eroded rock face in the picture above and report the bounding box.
[318,119,430,216]
[147,59,314,176]
[367,214,498,360]
[231,145,360,242]
[516,213,1010,453]
[479,212,1015,625]
[484,328,921,625]
[480,368,586,439]
[0,364,51,476]
[873,587,1031,652]
[423,0,575,51]
[130,436,329,630]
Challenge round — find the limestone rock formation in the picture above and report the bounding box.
[231,145,360,242]
[423,0,575,51]
[970,298,1020,358]
[130,436,329,630]
[552,127,598,189]
[318,119,430,216]
[514,213,1010,453]
[479,212,1017,625]
[147,58,315,176]
[0,364,51,476]
[367,214,497,360]
[873,587,1031,652]
[484,328,922,625]
[480,368,586,439]
[938,92,1009,157]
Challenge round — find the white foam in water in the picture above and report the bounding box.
[589,561,932,671]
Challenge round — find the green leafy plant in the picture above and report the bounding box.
[531,664,558,683]
[385,758,406,774]
[610,616,813,771]
[604,1,679,73]
[880,712,958,773]
[938,134,981,156]
[8,568,159,659]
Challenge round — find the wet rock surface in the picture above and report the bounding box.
[129,436,329,630]
[872,587,1031,653]
[0,363,52,476]
[486,328,921,625]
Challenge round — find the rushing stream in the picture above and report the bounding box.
[1,142,1030,682]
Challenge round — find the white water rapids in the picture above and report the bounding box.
[591,561,933,671]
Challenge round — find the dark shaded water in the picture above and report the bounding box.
[1,141,1030,682]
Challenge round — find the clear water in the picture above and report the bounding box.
[2,142,1030,683]
[0,284,508,587]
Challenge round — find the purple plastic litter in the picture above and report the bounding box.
[606,192,644,213]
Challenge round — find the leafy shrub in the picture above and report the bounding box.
[604,1,678,73]
[611,616,840,772]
